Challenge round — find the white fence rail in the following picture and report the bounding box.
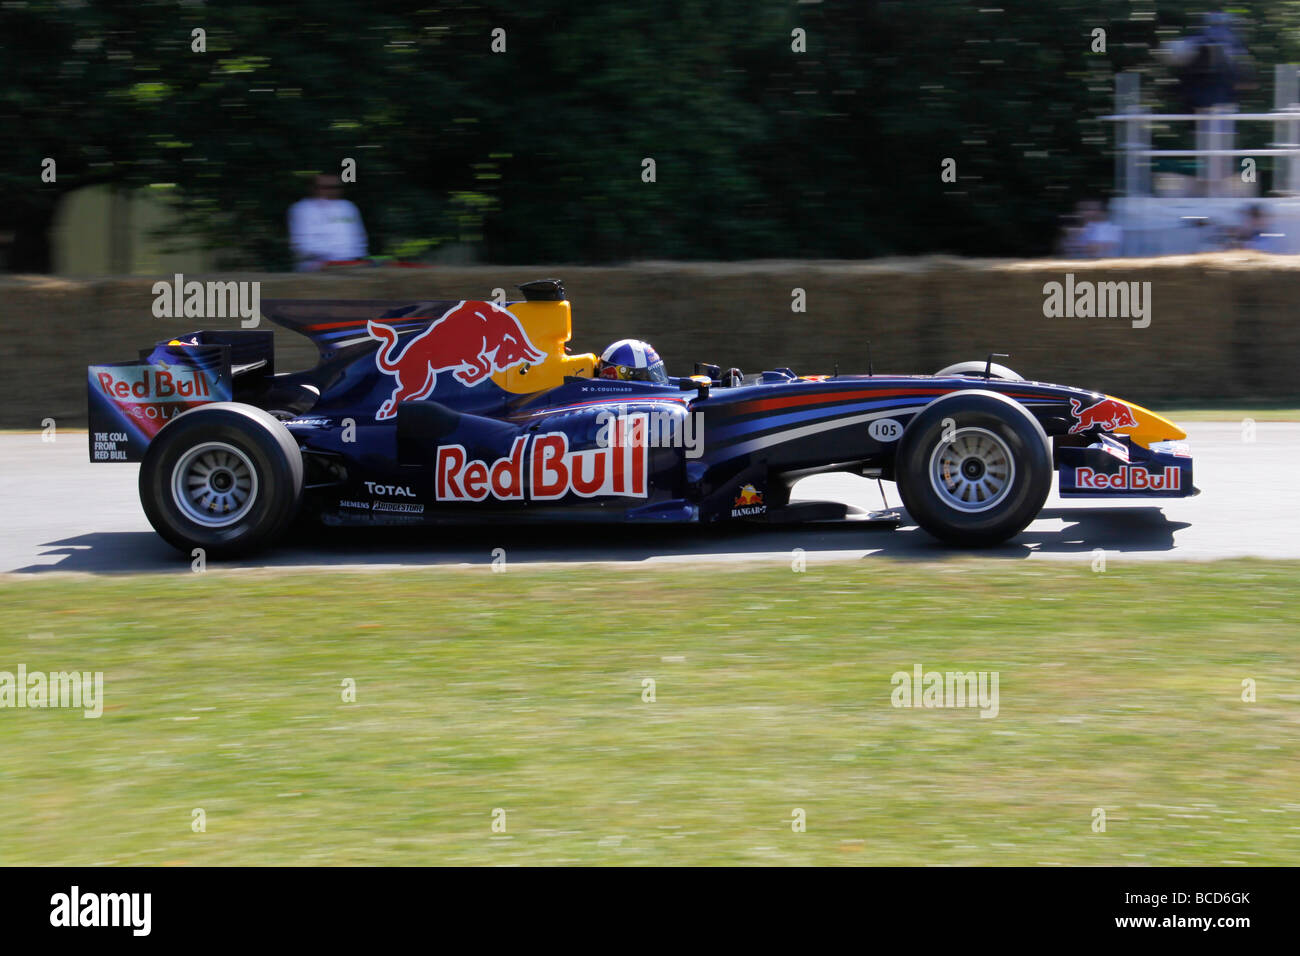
[1098,65,1300,254]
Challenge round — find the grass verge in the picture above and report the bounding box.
[1,560,1297,865]
[1160,405,1300,422]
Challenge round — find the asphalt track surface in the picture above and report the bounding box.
[1,422,1296,574]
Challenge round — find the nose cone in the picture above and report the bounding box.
[1104,395,1187,446]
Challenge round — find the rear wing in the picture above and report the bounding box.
[259,298,462,360]
[87,330,272,462]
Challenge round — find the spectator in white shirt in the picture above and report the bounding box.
[1076,200,1123,258]
[288,174,368,271]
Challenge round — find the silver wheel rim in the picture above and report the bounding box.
[928,427,1015,514]
[170,441,258,527]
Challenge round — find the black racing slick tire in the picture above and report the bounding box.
[139,402,304,558]
[894,390,1051,546]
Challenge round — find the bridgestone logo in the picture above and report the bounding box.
[373,502,423,513]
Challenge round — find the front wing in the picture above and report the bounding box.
[1057,435,1196,498]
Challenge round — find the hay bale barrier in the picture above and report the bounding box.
[2,254,1298,428]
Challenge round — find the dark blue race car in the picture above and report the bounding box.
[87,279,1195,556]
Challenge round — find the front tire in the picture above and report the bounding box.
[139,402,303,557]
[894,390,1051,546]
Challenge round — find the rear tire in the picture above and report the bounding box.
[139,402,303,557]
[895,390,1051,546]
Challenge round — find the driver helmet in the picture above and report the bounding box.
[597,339,668,383]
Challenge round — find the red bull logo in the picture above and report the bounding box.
[368,301,546,419]
[1068,397,1139,435]
[1074,465,1181,491]
[730,483,766,518]
[90,365,222,440]
[95,368,214,401]
[436,412,649,501]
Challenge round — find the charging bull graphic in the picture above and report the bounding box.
[368,301,546,419]
[1068,397,1139,435]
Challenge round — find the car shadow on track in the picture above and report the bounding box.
[15,506,1187,574]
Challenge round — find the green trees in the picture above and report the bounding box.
[3,0,1297,271]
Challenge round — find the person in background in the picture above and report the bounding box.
[288,174,368,271]
[1076,200,1123,258]
[1055,207,1085,257]
[1238,204,1286,253]
[1162,12,1254,195]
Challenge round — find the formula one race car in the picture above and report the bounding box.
[87,279,1195,556]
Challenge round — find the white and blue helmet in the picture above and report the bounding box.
[597,339,668,383]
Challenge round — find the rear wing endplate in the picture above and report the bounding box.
[87,330,272,462]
